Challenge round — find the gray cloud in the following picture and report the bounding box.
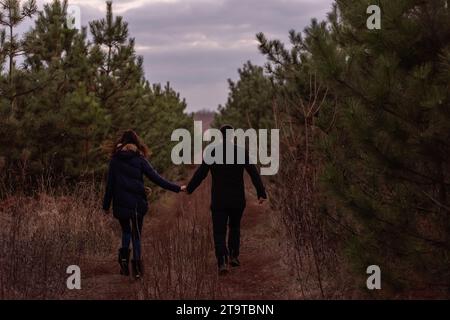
[45,0,334,111]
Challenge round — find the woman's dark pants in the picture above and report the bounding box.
[119,214,144,260]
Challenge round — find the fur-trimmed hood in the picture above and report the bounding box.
[117,143,138,153]
[114,143,142,160]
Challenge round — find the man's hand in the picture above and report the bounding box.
[180,185,187,193]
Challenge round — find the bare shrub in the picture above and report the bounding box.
[139,183,223,300]
[270,75,349,298]
[0,180,115,299]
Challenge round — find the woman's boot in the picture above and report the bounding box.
[118,248,130,276]
[131,260,144,279]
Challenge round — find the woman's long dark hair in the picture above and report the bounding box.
[113,129,149,158]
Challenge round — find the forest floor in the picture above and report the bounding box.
[63,172,299,300]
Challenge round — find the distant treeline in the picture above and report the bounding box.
[215,0,450,297]
[0,0,192,179]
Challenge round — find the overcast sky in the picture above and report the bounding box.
[37,0,333,112]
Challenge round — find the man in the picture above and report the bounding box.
[186,125,267,274]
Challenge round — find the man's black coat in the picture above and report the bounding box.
[187,143,267,211]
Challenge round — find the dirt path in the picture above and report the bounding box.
[64,173,296,300]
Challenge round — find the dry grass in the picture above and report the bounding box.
[139,211,221,300]
[138,178,223,300]
[0,180,115,299]
[0,173,222,300]
[270,77,359,299]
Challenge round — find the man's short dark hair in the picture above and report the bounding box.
[220,124,234,137]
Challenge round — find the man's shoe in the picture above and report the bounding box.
[131,260,144,279]
[218,255,229,275]
[118,248,130,276]
[218,263,229,275]
[230,257,240,267]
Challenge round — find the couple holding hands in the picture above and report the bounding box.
[103,127,267,279]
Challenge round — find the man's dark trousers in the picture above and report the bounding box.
[212,207,244,265]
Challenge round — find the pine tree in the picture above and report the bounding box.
[214,61,274,129]
[88,1,192,173]
[255,0,450,295]
[1,0,192,179]
[0,0,37,115]
[89,1,144,131]
[18,0,105,176]
[303,0,450,291]
[0,0,37,171]
[142,82,192,171]
[23,0,76,70]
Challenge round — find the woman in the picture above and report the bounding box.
[103,130,185,279]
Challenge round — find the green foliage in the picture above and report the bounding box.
[143,83,192,171]
[307,0,450,289]
[214,61,274,129]
[89,1,144,131]
[0,0,191,178]
[265,0,450,290]
[0,0,37,118]
[217,0,450,293]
